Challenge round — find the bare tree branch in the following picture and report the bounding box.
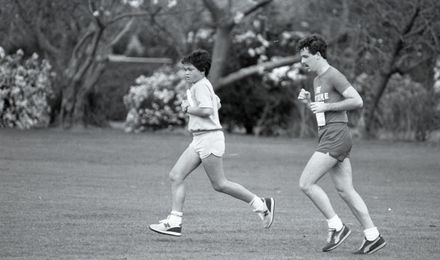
[405,24,426,38]
[371,1,401,34]
[242,0,273,17]
[395,56,432,75]
[109,17,135,47]
[366,2,422,132]
[73,29,103,83]
[88,0,96,15]
[428,26,440,49]
[35,10,61,57]
[401,4,421,35]
[146,6,180,51]
[14,0,60,57]
[106,11,149,26]
[216,55,300,89]
[106,5,199,27]
[216,28,351,89]
[202,0,223,22]
[72,30,95,59]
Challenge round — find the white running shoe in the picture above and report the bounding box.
[149,217,182,237]
[254,197,275,228]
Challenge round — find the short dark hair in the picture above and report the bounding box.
[181,49,211,76]
[297,34,327,59]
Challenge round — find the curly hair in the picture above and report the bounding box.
[297,34,328,59]
[181,49,212,76]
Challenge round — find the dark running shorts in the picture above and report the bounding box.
[316,122,352,162]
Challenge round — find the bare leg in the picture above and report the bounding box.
[299,152,338,219]
[329,159,375,230]
[202,154,255,203]
[170,146,201,212]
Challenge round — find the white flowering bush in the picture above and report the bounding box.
[217,29,309,135]
[263,62,306,87]
[123,65,187,132]
[0,48,53,129]
[434,57,440,102]
[187,28,215,44]
[233,30,270,64]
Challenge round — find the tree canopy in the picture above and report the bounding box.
[1,0,439,140]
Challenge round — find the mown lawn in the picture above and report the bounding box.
[0,128,439,259]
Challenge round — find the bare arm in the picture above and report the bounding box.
[187,107,213,117]
[310,86,363,113]
[181,97,214,118]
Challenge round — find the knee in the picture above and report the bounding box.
[335,186,353,199]
[211,180,227,193]
[299,179,312,194]
[169,169,182,184]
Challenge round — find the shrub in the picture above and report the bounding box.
[98,62,162,121]
[124,26,309,136]
[218,29,307,136]
[0,48,53,129]
[123,66,187,132]
[256,63,308,136]
[377,74,437,141]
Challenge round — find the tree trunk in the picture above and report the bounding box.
[203,0,273,88]
[364,5,420,135]
[76,61,109,127]
[59,81,80,128]
[216,55,300,90]
[58,26,106,128]
[59,60,109,128]
[209,25,233,87]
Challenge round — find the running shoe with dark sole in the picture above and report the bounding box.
[322,224,351,252]
[353,235,386,255]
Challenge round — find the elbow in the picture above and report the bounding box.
[355,97,363,109]
[357,99,364,109]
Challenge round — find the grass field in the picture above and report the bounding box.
[1,128,439,260]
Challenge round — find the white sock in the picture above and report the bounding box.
[364,227,379,241]
[327,215,343,231]
[249,196,266,212]
[169,211,183,225]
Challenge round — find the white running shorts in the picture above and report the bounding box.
[189,131,225,159]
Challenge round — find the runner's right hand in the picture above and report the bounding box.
[298,88,311,104]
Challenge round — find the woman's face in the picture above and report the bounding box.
[182,64,204,84]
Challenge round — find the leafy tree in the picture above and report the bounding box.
[3,0,438,139]
[240,0,439,138]
[3,0,279,129]
[269,0,440,138]
[351,0,440,136]
[6,0,183,128]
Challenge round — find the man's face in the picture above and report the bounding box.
[300,47,320,73]
[182,64,204,84]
